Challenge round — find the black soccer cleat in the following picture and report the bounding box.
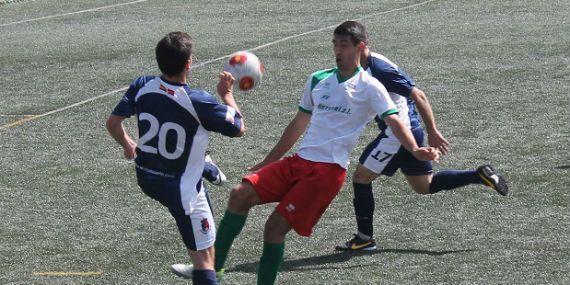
[477,165,508,196]
[335,234,377,251]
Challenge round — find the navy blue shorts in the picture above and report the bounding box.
[136,167,215,251]
[359,127,433,176]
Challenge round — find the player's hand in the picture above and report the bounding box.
[412,147,440,162]
[217,71,235,98]
[123,139,137,160]
[427,129,450,155]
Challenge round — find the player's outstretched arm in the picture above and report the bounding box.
[410,87,449,155]
[106,114,136,160]
[249,110,311,171]
[384,114,439,162]
[217,71,245,137]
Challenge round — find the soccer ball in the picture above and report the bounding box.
[223,51,264,91]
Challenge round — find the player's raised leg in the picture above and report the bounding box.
[396,127,508,196]
[405,165,508,196]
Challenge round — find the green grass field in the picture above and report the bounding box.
[1,0,568,284]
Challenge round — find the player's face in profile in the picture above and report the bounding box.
[332,35,360,71]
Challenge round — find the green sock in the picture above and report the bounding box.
[257,242,285,285]
[214,210,247,271]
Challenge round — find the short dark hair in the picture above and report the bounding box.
[333,21,368,46]
[155,32,193,76]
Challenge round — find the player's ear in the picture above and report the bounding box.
[186,57,192,70]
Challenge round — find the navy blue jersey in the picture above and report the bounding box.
[112,76,242,186]
[366,52,421,130]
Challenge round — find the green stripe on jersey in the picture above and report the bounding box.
[380,108,398,119]
[298,106,312,114]
[311,68,337,91]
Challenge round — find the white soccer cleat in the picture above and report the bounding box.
[170,263,225,281]
[205,154,227,186]
[171,263,193,279]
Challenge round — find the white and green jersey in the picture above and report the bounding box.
[297,67,398,169]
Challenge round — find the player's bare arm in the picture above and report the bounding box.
[383,114,439,162]
[217,71,246,137]
[409,87,449,155]
[249,110,311,171]
[106,114,136,160]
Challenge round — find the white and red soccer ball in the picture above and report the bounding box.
[223,51,264,91]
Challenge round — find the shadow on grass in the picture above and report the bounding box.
[555,165,570,169]
[228,248,474,273]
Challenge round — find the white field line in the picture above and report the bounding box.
[0,0,438,131]
[0,114,35,117]
[32,271,103,276]
[0,0,149,27]
[0,0,37,6]
[250,0,438,52]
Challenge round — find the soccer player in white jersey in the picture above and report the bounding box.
[106,32,244,285]
[201,21,438,285]
[335,40,509,251]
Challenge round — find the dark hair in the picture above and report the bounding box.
[333,21,368,46]
[155,32,193,76]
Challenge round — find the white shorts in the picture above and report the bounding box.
[137,168,216,251]
[360,135,401,174]
[181,186,216,251]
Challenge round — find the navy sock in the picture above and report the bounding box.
[429,170,484,194]
[192,269,218,285]
[353,183,374,238]
[202,161,219,183]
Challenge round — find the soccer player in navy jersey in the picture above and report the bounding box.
[106,32,244,285]
[335,40,509,251]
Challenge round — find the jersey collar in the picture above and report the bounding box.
[160,76,189,87]
[336,66,363,83]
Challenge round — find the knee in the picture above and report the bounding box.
[410,179,432,195]
[228,183,259,212]
[404,174,433,195]
[413,187,431,195]
[229,184,256,205]
[353,168,376,184]
[264,212,291,243]
[410,181,431,194]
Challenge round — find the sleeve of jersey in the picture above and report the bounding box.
[298,75,314,114]
[371,66,415,97]
[192,95,242,137]
[370,82,398,119]
[111,76,154,117]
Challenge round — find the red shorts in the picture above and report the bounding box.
[243,154,346,236]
